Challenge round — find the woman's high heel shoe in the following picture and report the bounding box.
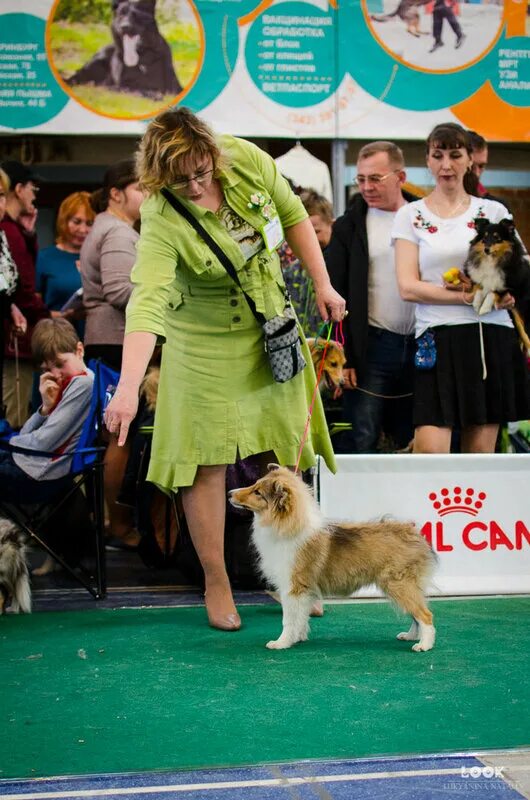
[208,612,242,631]
[204,593,241,631]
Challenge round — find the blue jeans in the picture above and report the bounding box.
[0,449,70,504]
[337,327,415,453]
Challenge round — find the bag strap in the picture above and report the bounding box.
[160,188,266,326]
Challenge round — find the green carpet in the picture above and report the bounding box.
[1,598,530,779]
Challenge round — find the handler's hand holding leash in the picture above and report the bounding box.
[315,282,347,322]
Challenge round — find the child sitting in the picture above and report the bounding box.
[0,318,94,496]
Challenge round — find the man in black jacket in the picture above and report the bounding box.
[325,141,417,453]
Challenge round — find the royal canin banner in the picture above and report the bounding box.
[317,454,530,597]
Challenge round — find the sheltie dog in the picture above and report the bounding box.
[230,465,436,651]
[307,338,346,394]
[0,519,31,614]
[464,217,530,350]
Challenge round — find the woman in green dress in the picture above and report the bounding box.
[105,108,345,632]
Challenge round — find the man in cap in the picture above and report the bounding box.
[0,160,49,428]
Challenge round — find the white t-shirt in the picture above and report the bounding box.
[367,208,415,336]
[391,196,513,337]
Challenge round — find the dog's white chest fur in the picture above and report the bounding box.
[251,520,312,594]
[467,255,506,295]
[467,255,507,314]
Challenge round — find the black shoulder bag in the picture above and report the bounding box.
[160,188,306,383]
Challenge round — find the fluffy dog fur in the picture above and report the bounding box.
[230,465,436,651]
[141,366,160,413]
[307,338,346,394]
[464,217,530,350]
[0,519,31,614]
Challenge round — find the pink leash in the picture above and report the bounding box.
[294,321,343,474]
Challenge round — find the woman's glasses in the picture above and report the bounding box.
[172,169,214,190]
[352,170,400,187]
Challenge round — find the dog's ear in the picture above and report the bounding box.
[473,217,490,238]
[270,479,291,513]
[267,463,281,472]
[499,218,516,238]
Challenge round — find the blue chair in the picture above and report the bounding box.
[0,359,119,600]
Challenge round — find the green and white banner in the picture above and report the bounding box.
[1,0,528,139]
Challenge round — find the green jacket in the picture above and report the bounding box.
[126,135,308,341]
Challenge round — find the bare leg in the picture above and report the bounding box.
[413,426,452,454]
[105,437,138,545]
[181,464,240,630]
[461,424,499,454]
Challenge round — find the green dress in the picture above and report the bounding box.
[126,135,336,492]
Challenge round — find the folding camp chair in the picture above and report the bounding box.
[0,359,119,600]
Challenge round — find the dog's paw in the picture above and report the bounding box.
[397,631,418,641]
[396,621,419,641]
[266,638,293,650]
[412,641,434,652]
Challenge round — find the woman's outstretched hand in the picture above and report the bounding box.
[104,386,139,447]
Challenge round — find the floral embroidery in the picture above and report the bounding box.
[248,192,266,209]
[413,210,438,234]
[248,192,275,220]
[467,207,488,229]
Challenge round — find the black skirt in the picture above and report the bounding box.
[413,323,530,428]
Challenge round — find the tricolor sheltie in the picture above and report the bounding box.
[230,466,436,652]
[464,217,530,350]
[0,519,31,614]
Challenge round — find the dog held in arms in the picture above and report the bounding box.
[230,465,436,651]
[67,0,181,100]
[463,217,530,351]
[0,519,31,614]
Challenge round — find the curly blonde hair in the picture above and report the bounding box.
[136,108,227,195]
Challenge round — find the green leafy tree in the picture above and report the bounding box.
[53,0,112,25]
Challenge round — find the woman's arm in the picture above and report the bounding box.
[104,330,157,446]
[285,218,345,321]
[395,239,473,305]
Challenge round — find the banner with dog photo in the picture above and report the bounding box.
[1,0,528,140]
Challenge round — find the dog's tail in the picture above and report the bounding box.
[12,566,31,613]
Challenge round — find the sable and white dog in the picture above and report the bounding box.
[0,519,31,614]
[229,465,436,651]
[307,338,346,394]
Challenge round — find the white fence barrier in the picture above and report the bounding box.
[316,454,530,597]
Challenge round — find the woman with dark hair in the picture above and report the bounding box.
[80,160,144,370]
[36,191,94,320]
[393,122,530,455]
[80,159,145,549]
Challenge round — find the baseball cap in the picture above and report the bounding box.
[0,160,43,188]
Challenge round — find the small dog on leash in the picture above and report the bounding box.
[463,217,530,350]
[0,519,31,614]
[307,338,346,395]
[230,465,436,651]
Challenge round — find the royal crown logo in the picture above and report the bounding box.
[429,487,487,517]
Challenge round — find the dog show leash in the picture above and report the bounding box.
[294,320,343,474]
